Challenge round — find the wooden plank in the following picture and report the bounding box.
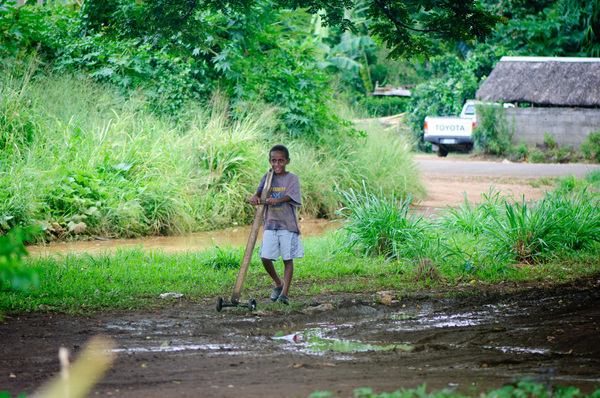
[230,169,274,303]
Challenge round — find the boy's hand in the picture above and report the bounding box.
[248,194,261,206]
[266,195,290,206]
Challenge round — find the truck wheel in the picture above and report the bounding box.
[437,148,448,157]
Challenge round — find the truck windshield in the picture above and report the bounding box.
[464,105,475,115]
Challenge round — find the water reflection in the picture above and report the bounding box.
[27,219,338,256]
[274,329,410,354]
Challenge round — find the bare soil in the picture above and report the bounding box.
[418,175,548,214]
[2,174,599,398]
[414,155,550,212]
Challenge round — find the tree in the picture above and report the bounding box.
[80,0,502,59]
[488,0,600,57]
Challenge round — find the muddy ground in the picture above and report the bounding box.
[2,170,599,397]
[2,278,600,397]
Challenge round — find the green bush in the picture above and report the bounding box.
[514,139,529,161]
[523,134,575,164]
[359,96,409,117]
[581,130,600,163]
[406,44,506,149]
[0,227,40,293]
[336,184,429,261]
[472,105,513,155]
[0,69,423,240]
[528,148,547,163]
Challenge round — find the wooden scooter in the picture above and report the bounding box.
[216,169,274,312]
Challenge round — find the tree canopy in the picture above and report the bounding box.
[3,0,597,142]
[80,0,502,59]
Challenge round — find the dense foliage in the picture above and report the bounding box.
[489,0,600,57]
[406,44,506,148]
[581,131,600,163]
[2,0,600,245]
[336,172,600,272]
[0,71,423,240]
[472,104,514,156]
[0,227,39,298]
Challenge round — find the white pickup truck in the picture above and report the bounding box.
[424,100,513,157]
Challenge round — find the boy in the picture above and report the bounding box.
[248,145,304,305]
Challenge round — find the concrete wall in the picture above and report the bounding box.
[505,107,600,150]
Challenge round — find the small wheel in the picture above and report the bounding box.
[216,297,224,312]
[250,298,257,311]
[437,147,448,157]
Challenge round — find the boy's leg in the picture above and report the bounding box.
[281,259,293,296]
[260,230,284,288]
[261,258,283,288]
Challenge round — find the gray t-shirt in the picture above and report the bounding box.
[257,172,301,234]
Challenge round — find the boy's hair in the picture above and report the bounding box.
[270,144,289,159]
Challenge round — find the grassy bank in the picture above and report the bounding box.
[1,70,423,240]
[1,230,598,315]
[2,173,599,315]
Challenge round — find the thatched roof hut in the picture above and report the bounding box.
[476,56,600,107]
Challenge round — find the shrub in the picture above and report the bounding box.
[472,105,513,155]
[550,143,574,163]
[581,130,600,163]
[406,44,505,149]
[524,134,575,164]
[544,132,556,149]
[480,189,600,264]
[0,227,40,292]
[528,148,547,163]
[360,96,409,117]
[335,184,430,261]
[515,139,529,162]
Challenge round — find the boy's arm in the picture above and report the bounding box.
[249,190,262,206]
[249,172,269,206]
[265,195,292,206]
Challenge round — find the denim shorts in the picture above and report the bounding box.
[259,229,305,261]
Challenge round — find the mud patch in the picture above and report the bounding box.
[2,278,600,398]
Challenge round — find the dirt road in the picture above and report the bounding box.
[2,158,600,398]
[415,155,551,213]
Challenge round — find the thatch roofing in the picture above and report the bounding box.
[476,56,600,107]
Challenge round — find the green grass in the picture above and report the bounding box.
[2,174,600,315]
[1,70,423,240]
[308,379,600,397]
[2,226,599,315]
[336,183,428,260]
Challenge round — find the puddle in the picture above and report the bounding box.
[389,303,525,331]
[105,319,193,336]
[27,219,337,255]
[484,345,553,355]
[272,327,412,355]
[113,343,229,354]
[389,311,490,331]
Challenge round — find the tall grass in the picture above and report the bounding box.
[336,183,428,260]
[290,122,425,218]
[1,67,424,240]
[334,180,600,280]
[2,223,599,314]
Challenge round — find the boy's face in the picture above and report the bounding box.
[269,150,290,174]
